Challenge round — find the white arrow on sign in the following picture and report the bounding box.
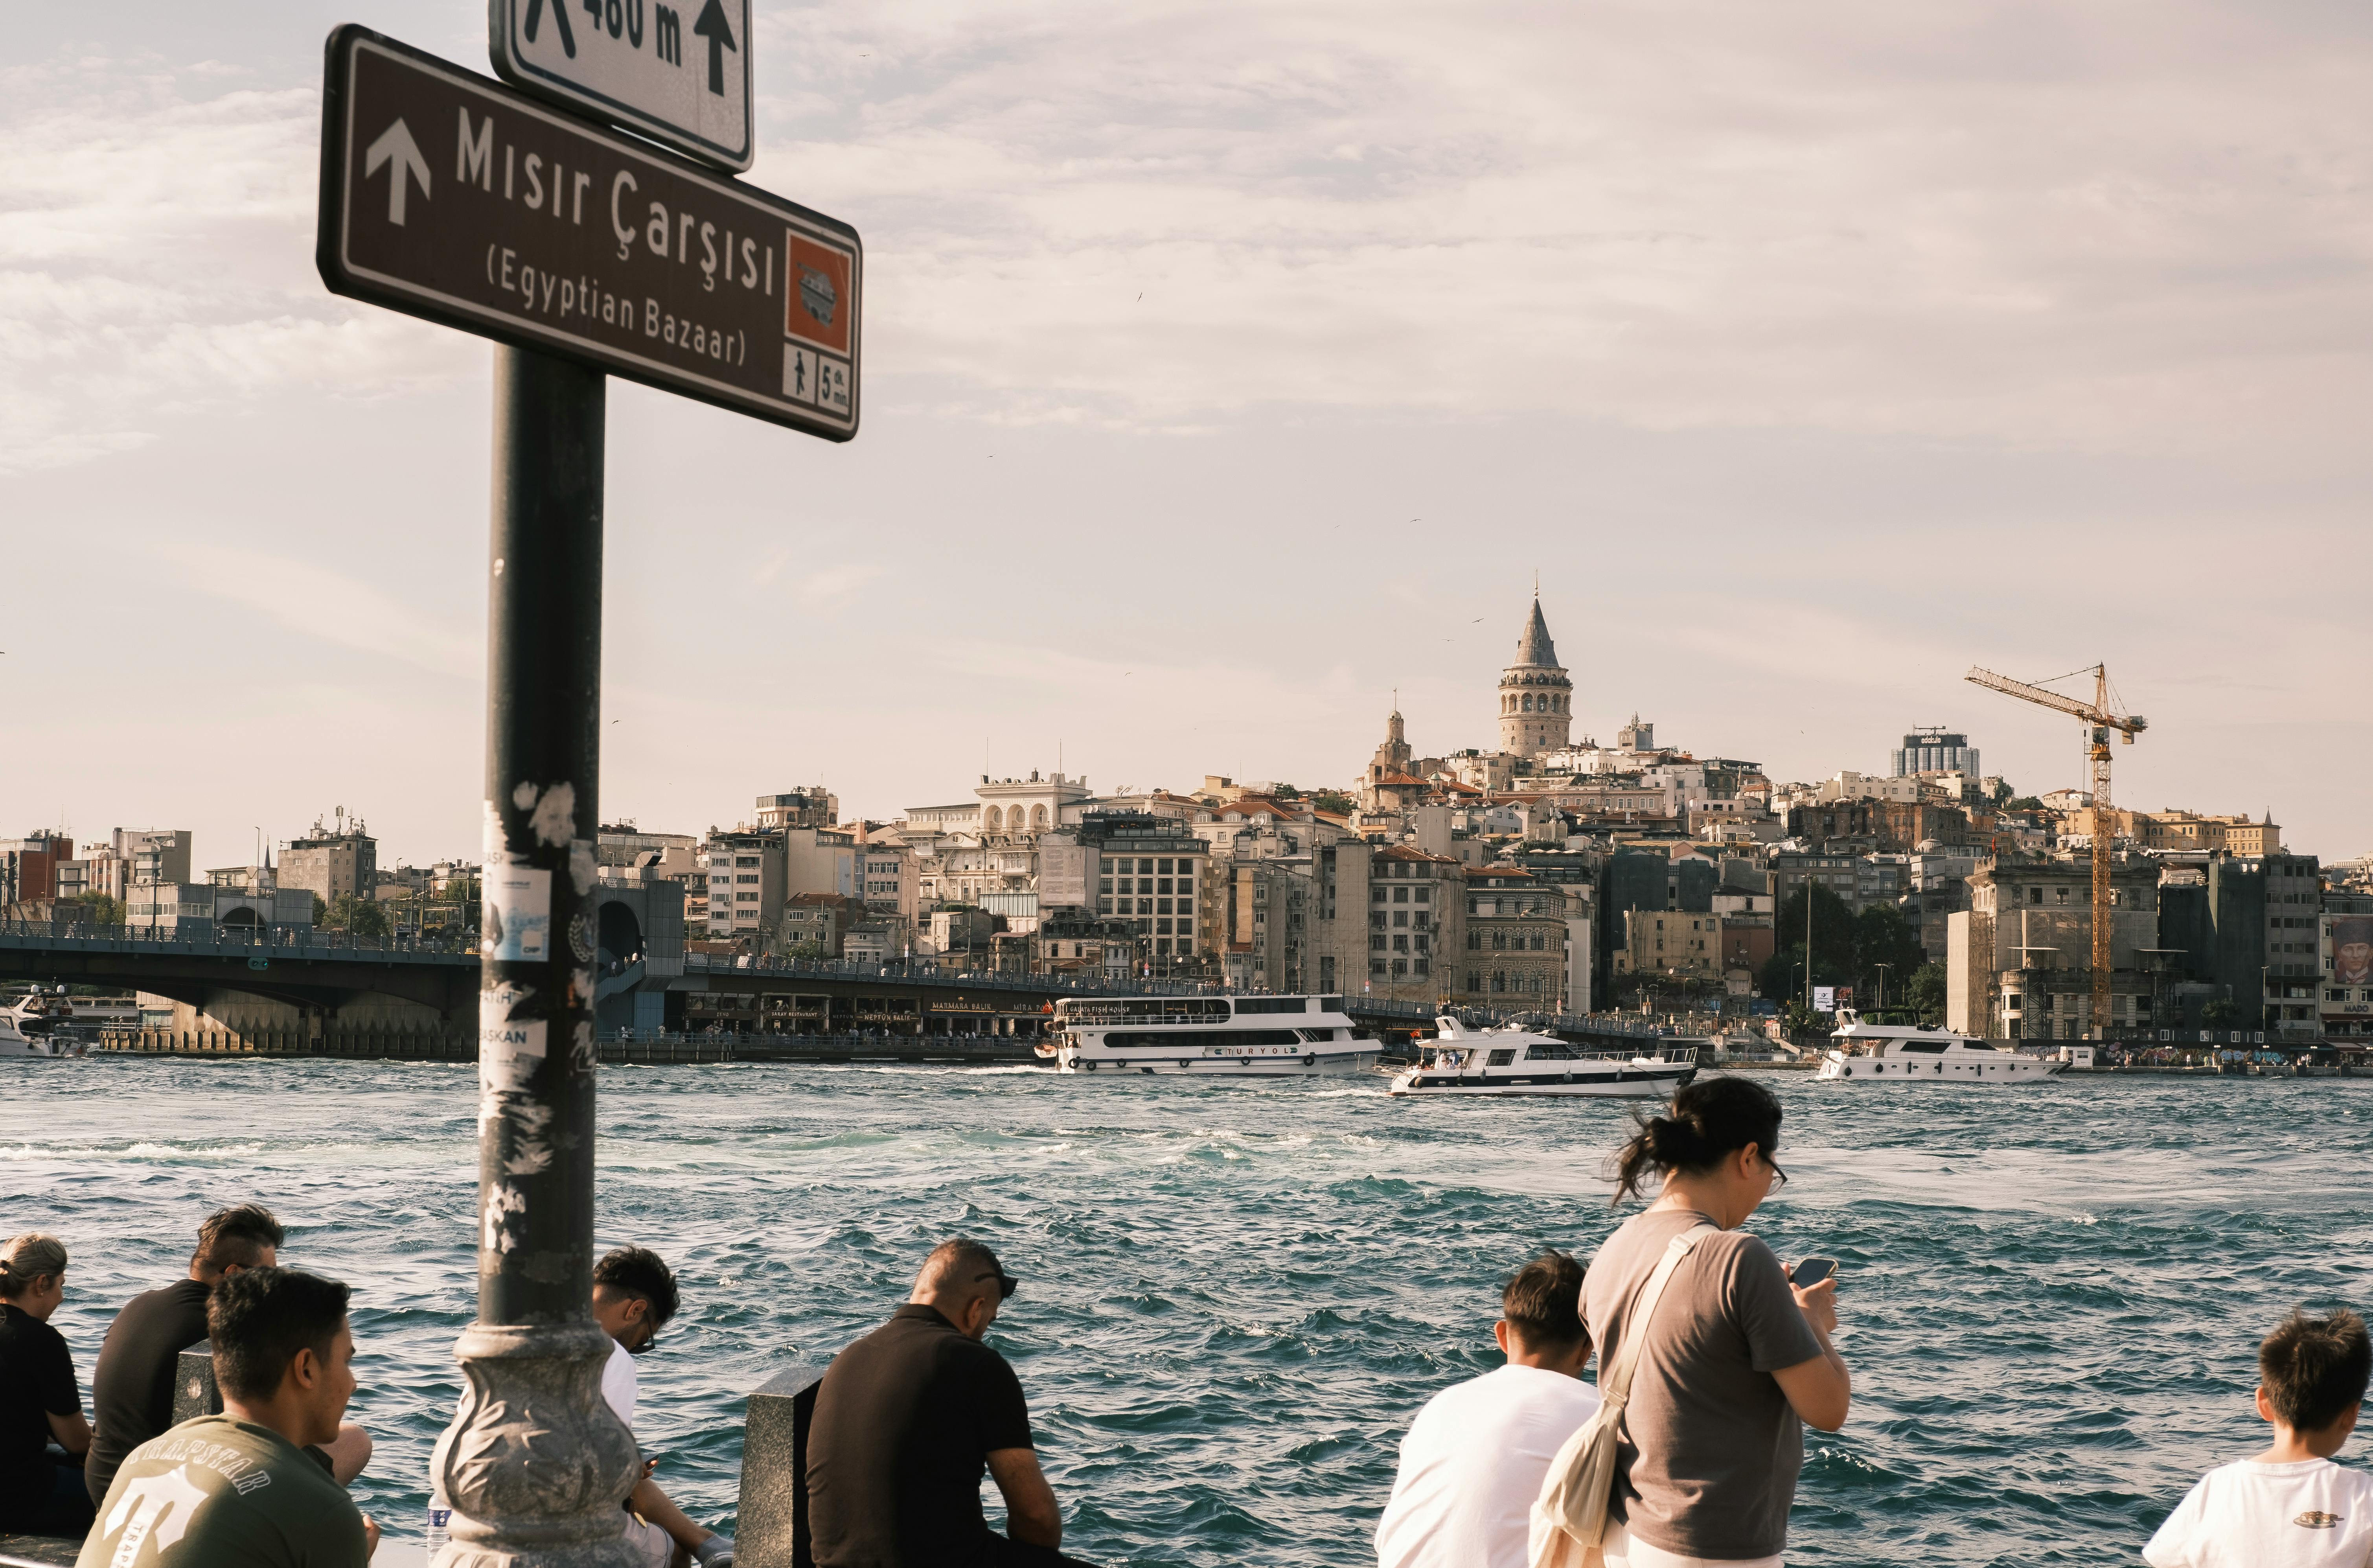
[364,118,431,225]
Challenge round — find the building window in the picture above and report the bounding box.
[1393,887,1409,903]
[1467,932,1479,950]
[1393,935,1409,953]
[1415,959,1430,977]
[1370,959,1389,977]
[1156,918,1173,935]
[1370,935,1387,951]
[1373,886,1387,903]
[1392,958,1408,976]
[1393,911,1409,928]
[1492,971,1507,993]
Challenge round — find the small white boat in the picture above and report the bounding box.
[1051,994,1378,1077]
[0,1012,75,1059]
[1814,1013,2061,1082]
[1385,1015,1698,1099]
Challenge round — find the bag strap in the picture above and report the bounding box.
[1597,1221,1715,1408]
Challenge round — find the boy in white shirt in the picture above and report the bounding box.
[2145,1308,2373,1568]
[1377,1251,1601,1568]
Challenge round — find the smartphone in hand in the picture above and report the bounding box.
[1788,1257,1838,1288]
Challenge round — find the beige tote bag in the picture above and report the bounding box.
[1529,1222,1715,1568]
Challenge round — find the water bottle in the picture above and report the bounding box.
[426,1502,451,1556]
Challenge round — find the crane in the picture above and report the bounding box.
[1965,664,2147,1040]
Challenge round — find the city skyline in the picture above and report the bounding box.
[6,1,2367,865]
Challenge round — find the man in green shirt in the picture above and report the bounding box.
[80,1268,376,1568]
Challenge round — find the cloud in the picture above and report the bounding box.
[0,56,473,476]
[792,562,888,605]
[744,0,2373,448]
[10,4,2372,469]
[156,541,478,679]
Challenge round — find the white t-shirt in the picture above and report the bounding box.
[1376,1364,1602,1568]
[602,1336,638,1429]
[2143,1457,2373,1568]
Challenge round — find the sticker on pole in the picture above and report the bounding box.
[483,862,552,961]
[490,0,752,172]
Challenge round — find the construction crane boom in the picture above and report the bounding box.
[1965,664,2148,1043]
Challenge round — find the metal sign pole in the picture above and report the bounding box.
[432,345,639,1568]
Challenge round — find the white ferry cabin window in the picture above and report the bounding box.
[1487,1049,1517,1066]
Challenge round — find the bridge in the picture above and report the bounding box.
[2,912,1683,1058]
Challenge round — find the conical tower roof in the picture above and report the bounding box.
[1513,595,1560,668]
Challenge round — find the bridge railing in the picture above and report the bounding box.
[0,919,478,961]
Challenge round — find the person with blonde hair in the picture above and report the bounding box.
[0,1231,94,1536]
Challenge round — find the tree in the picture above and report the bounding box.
[1763,884,1857,1004]
[1850,905,1926,1001]
[65,893,124,926]
[324,893,390,937]
[2201,999,2239,1027]
[1906,961,1947,1023]
[1308,790,1356,816]
[2004,795,2044,812]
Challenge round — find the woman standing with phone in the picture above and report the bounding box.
[1553,1077,1851,1568]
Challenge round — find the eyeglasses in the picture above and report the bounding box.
[974,1269,1019,1301]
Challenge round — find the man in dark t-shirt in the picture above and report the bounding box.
[808,1239,1095,1568]
[86,1204,372,1505]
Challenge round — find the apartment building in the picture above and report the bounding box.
[1463,866,1567,1007]
[280,820,376,907]
[1082,812,1210,969]
[1947,856,2161,1040]
[700,830,784,939]
[755,788,837,830]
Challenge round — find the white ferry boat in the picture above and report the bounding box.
[1386,1015,1698,1099]
[1814,1013,2061,1083]
[1050,994,1378,1077]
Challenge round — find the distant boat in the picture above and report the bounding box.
[1385,1014,1698,1099]
[1814,1012,2061,1083]
[1050,994,1378,1078]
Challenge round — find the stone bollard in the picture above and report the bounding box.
[735,1367,823,1568]
[173,1343,224,1424]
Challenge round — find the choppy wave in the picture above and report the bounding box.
[8,1060,2371,1564]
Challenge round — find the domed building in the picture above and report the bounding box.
[1497,594,1573,759]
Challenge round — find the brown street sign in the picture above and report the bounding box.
[317,24,857,438]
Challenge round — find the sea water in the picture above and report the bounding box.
[6,1058,2369,1566]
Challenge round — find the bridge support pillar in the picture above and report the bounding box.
[431,348,637,1568]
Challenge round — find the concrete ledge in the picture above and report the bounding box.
[0,1535,82,1568]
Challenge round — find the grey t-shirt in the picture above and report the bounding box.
[1582,1207,1825,1561]
[77,1415,368,1568]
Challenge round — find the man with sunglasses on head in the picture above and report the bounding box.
[591,1246,735,1568]
[809,1238,1093,1568]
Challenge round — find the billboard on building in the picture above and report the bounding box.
[2333,916,2373,985]
[1812,986,1836,1012]
[1039,841,1093,908]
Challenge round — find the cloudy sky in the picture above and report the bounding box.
[6,0,2368,870]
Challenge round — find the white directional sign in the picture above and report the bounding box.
[490,0,752,172]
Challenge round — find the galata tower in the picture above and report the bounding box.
[1497,593,1573,758]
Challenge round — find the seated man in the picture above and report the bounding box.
[592,1246,734,1568]
[1375,1251,1599,1568]
[0,1233,94,1537]
[79,1267,377,1568]
[808,1239,1093,1568]
[86,1205,370,1505]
